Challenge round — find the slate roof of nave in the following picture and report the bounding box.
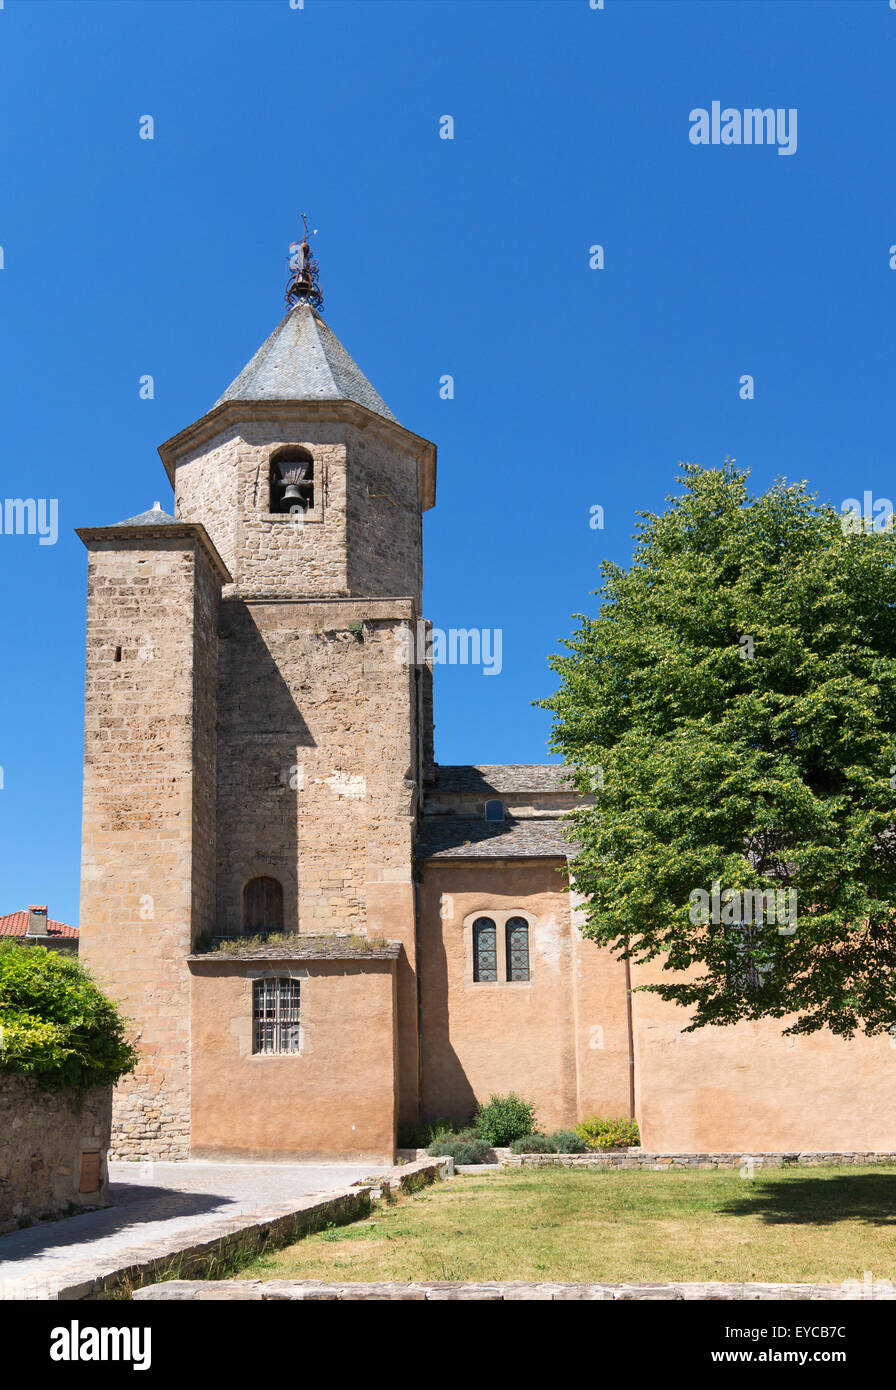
[429,765,574,794]
[416,817,576,860]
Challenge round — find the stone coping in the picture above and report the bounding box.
[76,521,233,584]
[402,1148,896,1170]
[189,935,401,963]
[507,1151,896,1170]
[134,1278,882,1301]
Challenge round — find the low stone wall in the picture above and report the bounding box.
[398,1147,508,1163]
[507,1150,896,1170]
[374,1156,453,1196]
[0,1076,111,1231]
[1,1156,452,1300]
[135,1277,881,1301]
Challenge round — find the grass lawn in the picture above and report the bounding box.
[235,1166,896,1286]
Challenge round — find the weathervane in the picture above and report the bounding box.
[286,213,323,312]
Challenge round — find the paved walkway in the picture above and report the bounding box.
[0,1160,391,1300]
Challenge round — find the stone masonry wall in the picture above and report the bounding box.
[172,412,423,600]
[345,423,422,598]
[79,537,219,1159]
[161,399,430,1134]
[214,598,417,936]
[0,1077,111,1230]
[173,417,348,594]
[507,1151,896,1170]
[191,546,220,948]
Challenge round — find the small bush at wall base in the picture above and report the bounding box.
[575,1116,641,1151]
[427,1129,493,1164]
[474,1094,538,1146]
[510,1131,588,1154]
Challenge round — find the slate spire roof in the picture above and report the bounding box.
[213,303,398,424]
[110,502,177,527]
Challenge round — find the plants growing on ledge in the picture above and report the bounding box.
[196,931,392,957]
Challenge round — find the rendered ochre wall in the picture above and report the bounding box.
[189,958,397,1161]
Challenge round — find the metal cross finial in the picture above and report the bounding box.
[286,213,323,312]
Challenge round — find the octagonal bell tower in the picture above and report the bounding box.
[157,240,436,1133]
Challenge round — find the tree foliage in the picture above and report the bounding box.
[0,941,137,1092]
[541,462,896,1037]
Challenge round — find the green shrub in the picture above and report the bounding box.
[509,1132,553,1153]
[473,1093,538,1146]
[550,1130,588,1153]
[0,941,137,1094]
[427,1129,493,1164]
[575,1115,641,1151]
[509,1130,588,1154]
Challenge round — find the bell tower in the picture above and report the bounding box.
[78,231,437,1155]
[156,231,436,1132]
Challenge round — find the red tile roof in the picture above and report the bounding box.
[0,911,78,939]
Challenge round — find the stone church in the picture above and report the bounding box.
[77,241,896,1163]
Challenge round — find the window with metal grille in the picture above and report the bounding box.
[505,917,530,982]
[726,922,775,994]
[472,917,498,982]
[252,977,301,1054]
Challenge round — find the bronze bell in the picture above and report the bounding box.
[281,483,307,512]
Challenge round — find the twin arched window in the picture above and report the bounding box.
[472,915,530,982]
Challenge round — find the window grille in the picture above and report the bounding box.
[253,977,301,1054]
[505,917,530,982]
[472,918,498,982]
[727,922,775,994]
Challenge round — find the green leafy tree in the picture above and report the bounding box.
[541,462,896,1038]
[0,941,137,1092]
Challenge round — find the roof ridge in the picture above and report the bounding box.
[0,909,78,937]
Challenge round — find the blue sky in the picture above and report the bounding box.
[1,0,894,927]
